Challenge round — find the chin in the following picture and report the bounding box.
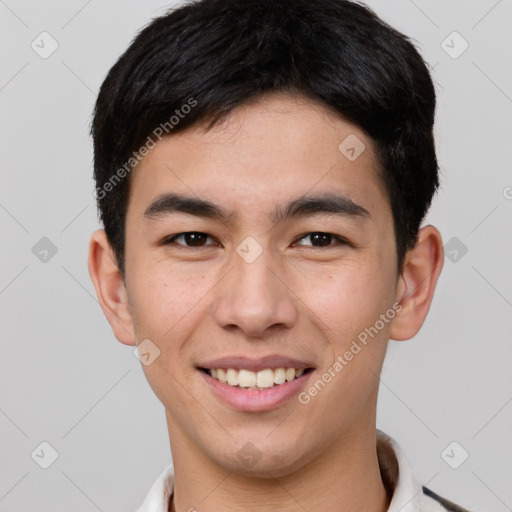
[215,440,315,479]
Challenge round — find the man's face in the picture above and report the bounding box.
[124,94,400,475]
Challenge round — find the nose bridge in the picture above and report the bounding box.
[235,247,276,305]
[213,241,297,337]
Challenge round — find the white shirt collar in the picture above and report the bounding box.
[137,430,426,512]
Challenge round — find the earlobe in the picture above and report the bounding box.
[389,225,444,341]
[88,229,136,346]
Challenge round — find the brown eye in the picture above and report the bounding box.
[164,232,216,247]
[295,232,346,248]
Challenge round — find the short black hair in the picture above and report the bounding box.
[92,0,439,277]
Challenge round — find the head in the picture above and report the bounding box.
[89,0,443,477]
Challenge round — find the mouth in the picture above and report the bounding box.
[197,362,315,412]
[199,367,314,390]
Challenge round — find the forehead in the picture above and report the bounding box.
[127,93,389,224]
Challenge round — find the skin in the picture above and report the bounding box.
[88,93,444,512]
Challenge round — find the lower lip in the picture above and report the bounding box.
[199,369,314,412]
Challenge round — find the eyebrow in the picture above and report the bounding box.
[143,192,371,225]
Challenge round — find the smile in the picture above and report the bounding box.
[199,366,315,412]
[202,367,312,390]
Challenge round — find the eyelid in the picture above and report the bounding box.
[293,232,350,247]
[160,232,218,247]
[160,231,350,249]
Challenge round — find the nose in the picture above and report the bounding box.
[212,246,298,338]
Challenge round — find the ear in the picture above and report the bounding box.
[389,225,444,341]
[88,229,136,345]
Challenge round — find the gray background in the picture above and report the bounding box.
[0,0,511,510]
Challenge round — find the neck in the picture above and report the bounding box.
[166,410,390,512]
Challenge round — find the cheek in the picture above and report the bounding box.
[127,259,210,343]
[295,259,393,341]
[128,264,213,407]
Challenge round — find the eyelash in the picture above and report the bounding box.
[161,232,349,249]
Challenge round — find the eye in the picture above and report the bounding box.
[294,232,348,248]
[161,232,218,248]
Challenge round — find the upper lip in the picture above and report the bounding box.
[197,355,315,372]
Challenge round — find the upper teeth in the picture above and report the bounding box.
[209,368,306,389]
